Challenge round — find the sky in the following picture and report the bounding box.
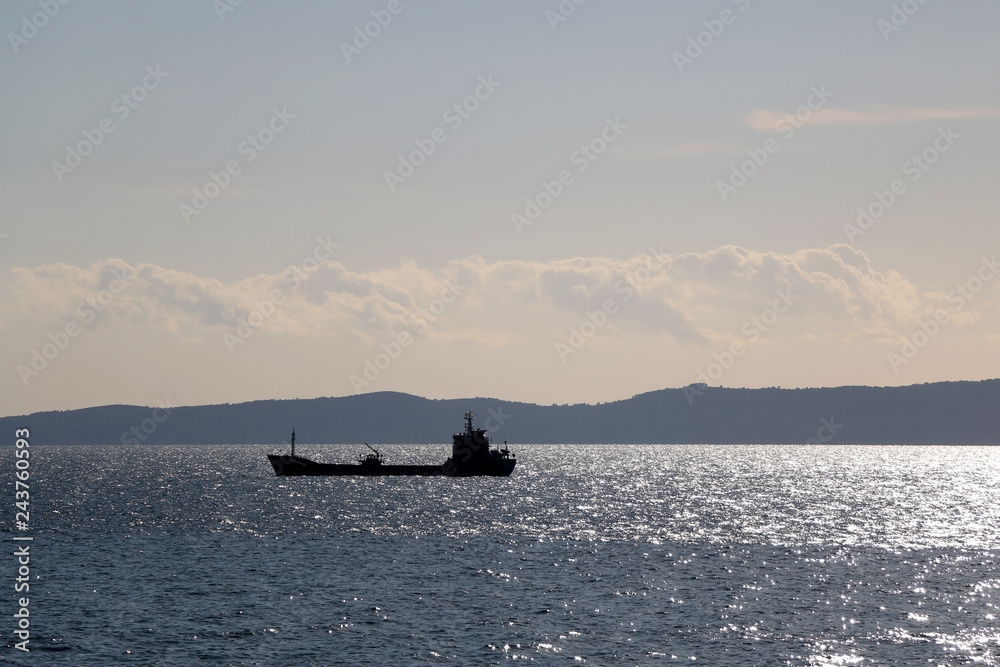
[2,0,999,416]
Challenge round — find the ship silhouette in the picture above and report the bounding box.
[267,411,516,477]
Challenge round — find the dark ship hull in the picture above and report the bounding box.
[267,411,517,477]
[266,454,516,477]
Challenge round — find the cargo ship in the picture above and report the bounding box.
[266,411,516,477]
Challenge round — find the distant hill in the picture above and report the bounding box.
[3,380,999,445]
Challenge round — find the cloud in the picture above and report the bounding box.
[0,246,973,351]
[744,106,1000,132]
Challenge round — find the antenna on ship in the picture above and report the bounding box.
[291,428,295,457]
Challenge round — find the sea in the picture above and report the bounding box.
[5,443,1000,665]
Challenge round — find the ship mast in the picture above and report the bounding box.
[291,428,295,457]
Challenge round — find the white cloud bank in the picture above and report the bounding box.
[0,245,954,338]
[2,245,997,412]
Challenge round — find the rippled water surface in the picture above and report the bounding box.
[7,444,1000,665]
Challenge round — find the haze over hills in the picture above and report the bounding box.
[3,380,999,446]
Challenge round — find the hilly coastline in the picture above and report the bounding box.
[3,379,999,446]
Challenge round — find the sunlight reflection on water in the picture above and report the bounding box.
[15,444,1000,665]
